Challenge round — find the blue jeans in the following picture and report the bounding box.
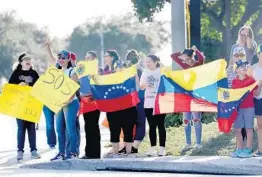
[43,106,56,147]
[17,119,37,152]
[66,118,81,157]
[56,99,80,154]
[183,112,202,145]
[134,90,146,141]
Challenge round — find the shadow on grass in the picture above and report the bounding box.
[180,132,235,156]
[182,129,259,156]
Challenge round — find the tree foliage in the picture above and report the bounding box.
[67,13,170,63]
[0,11,62,83]
[131,0,262,61]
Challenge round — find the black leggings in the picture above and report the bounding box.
[83,110,101,159]
[145,108,166,147]
[107,107,137,143]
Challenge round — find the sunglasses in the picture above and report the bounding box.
[58,56,68,60]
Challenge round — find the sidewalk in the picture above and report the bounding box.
[2,114,262,175]
[19,156,262,175]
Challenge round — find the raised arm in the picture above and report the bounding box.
[45,38,57,66]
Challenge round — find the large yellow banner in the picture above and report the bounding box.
[0,84,43,123]
[31,67,80,113]
[74,60,98,78]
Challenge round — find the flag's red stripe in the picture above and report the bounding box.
[155,93,216,114]
[96,92,140,112]
[79,97,98,115]
[217,110,238,133]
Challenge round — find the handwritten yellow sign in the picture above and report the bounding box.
[75,60,98,78]
[31,67,80,113]
[0,84,43,123]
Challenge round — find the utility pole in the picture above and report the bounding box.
[99,18,104,69]
[171,0,187,70]
[189,0,201,50]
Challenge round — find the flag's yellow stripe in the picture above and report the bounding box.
[218,82,258,103]
[90,65,136,85]
[162,59,227,90]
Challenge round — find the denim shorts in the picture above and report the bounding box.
[234,108,255,129]
[254,98,262,116]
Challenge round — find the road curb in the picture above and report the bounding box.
[20,156,262,175]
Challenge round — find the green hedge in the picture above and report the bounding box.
[165,112,217,128]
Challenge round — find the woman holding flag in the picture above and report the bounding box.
[140,54,166,156]
[118,49,146,154]
[100,50,138,156]
[79,51,101,159]
[45,39,80,161]
[171,46,205,151]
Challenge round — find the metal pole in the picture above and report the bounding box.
[171,0,187,71]
[99,19,104,69]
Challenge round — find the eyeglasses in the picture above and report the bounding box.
[234,54,245,58]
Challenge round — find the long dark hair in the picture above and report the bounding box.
[13,53,33,71]
[148,54,160,68]
[126,49,140,65]
[104,50,120,71]
[57,61,73,69]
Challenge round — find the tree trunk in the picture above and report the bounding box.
[171,0,187,70]
[224,0,232,62]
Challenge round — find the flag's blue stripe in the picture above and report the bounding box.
[158,76,227,104]
[217,91,250,118]
[91,77,136,100]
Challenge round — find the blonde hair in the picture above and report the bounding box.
[237,26,254,44]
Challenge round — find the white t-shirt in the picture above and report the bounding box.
[252,63,262,99]
[140,68,161,108]
[64,67,77,100]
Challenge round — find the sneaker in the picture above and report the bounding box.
[17,151,23,161]
[65,153,78,160]
[80,155,89,159]
[194,144,202,150]
[230,149,242,157]
[118,147,126,154]
[31,150,41,159]
[182,144,192,152]
[131,147,138,154]
[254,151,262,157]
[158,146,166,156]
[238,148,253,158]
[49,145,56,149]
[50,153,65,161]
[146,146,157,156]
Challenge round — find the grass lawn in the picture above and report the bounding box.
[138,122,259,156]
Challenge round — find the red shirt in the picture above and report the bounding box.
[232,76,256,108]
[170,49,205,69]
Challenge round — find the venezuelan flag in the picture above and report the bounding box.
[217,82,258,133]
[154,59,228,114]
[90,66,139,112]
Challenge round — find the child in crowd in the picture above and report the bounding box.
[9,53,41,161]
[231,59,259,158]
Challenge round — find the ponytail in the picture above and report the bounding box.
[148,54,161,68]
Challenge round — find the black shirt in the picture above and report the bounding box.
[8,69,39,86]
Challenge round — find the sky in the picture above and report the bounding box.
[0,0,172,65]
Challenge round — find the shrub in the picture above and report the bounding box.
[165,112,217,128]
